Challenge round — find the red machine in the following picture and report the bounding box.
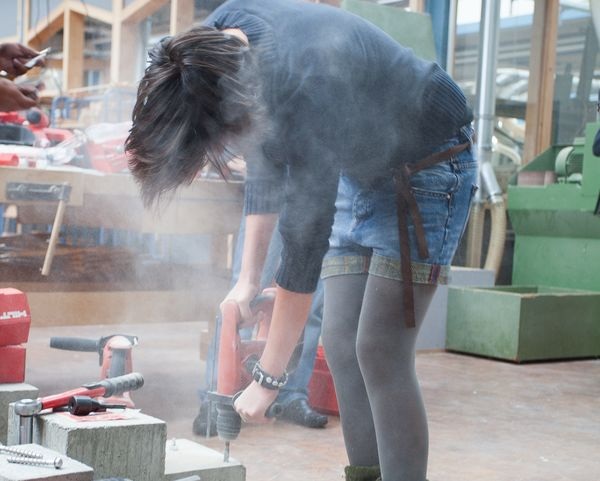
[0,110,73,147]
[208,290,308,461]
[83,122,130,173]
[215,290,276,397]
[0,109,130,173]
[49,334,139,407]
[0,288,31,383]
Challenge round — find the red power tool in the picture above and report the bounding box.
[49,334,138,407]
[207,290,302,461]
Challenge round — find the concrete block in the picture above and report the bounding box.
[417,267,495,351]
[7,409,165,481]
[0,385,38,445]
[0,443,93,481]
[164,438,245,481]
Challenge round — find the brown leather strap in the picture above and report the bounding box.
[392,142,470,328]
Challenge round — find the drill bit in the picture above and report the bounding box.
[224,441,230,463]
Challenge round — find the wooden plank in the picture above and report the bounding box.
[122,0,169,25]
[26,4,64,47]
[22,288,228,326]
[523,0,559,164]
[63,9,85,91]
[67,0,114,25]
[0,168,243,236]
[0,167,86,206]
[170,0,195,35]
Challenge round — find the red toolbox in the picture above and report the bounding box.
[0,288,31,347]
[0,345,26,383]
[308,345,339,416]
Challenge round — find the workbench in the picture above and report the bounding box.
[0,166,244,326]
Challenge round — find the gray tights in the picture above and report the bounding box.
[321,274,436,481]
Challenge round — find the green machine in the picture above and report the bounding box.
[508,122,600,291]
[445,125,600,363]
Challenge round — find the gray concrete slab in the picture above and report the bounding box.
[0,443,92,481]
[164,438,244,481]
[0,385,38,445]
[7,409,165,481]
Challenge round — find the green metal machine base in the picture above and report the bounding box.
[508,122,600,291]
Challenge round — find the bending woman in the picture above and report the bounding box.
[126,1,477,480]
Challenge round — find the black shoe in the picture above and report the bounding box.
[277,398,328,428]
[192,400,218,437]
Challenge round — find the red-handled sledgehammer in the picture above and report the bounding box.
[14,372,144,444]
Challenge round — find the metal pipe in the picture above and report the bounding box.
[475,0,503,203]
[446,0,458,78]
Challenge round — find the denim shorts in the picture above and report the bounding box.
[322,126,478,285]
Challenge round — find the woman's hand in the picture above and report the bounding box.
[221,280,260,323]
[234,381,278,423]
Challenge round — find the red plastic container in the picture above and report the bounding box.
[0,345,26,383]
[0,288,32,347]
[308,346,339,416]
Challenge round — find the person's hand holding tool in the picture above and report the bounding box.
[221,280,260,325]
[0,43,46,79]
[0,78,38,111]
[233,380,278,424]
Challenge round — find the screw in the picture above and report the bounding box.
[6,456,63,469]
[0,444,43,459]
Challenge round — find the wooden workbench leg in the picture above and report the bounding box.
[41,199,68,276]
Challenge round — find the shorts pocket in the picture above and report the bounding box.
[409,163,459,196]
[409,187,452,262]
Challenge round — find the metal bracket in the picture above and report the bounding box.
[6,182,71,202]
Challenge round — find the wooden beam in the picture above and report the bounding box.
[63,8,85,91]
[67,0,113,25]
[83,57,110,71]
[26,3,64,47]
[111,19,140,84]
[122,0,169,25]
[523,0,559,164]
[170,0,195,35]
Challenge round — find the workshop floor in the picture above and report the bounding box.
[24,321,600,481]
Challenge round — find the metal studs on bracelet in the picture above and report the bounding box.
[251,361,288,390]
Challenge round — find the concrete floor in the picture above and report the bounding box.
[23,321,600,481]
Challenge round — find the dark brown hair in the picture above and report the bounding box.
[126,26,254,206]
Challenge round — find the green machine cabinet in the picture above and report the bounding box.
[446,286,600,362]
[508,122,600,291]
